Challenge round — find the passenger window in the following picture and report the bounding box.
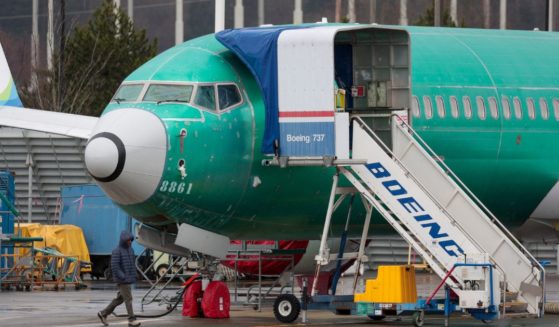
[540,98,549,120]
[436,96,445,118]
[502,97,511,120]
[476,96,486,120]
[143,84,193,103]
[527,98,536,120]
[513,97,522,119]
[554,99,559,121]
[488,97,498,119]
[218,84,242,110]
[412,96,420,117]
[450,96,459,118]
[194,85,216,110]
[423,96,433,119]
[462,96,472,119]
[112,83,144,102]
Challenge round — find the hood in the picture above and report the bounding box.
[119,230,134,247]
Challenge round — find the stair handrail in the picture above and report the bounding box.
[392,115,545,315]
[351,116,512,293]
[392,115,544,278]
[351,115,543,315]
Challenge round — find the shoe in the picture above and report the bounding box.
[97,312,108,326]
[128,320,141,327]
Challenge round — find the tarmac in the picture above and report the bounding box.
[0,273,558,327]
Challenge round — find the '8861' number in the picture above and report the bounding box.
[159,180,186,194]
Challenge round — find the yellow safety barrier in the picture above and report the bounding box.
[354,265,417,304]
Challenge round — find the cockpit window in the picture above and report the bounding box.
[218,84,242,110]
[143,84,193,103]
[194,85,216,110]
[112,84,143,102]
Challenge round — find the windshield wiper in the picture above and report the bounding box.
[156,99,189,105]
[113,98,125,104]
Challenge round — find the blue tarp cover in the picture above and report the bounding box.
[216,25,313,154]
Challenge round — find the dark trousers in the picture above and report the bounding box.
[101,283,135,321]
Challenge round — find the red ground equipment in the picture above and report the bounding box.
[182,274,230,319]
[201,281,230,318]
[182,275,203,317]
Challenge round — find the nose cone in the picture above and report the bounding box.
[85,132,125,182]
[85,109,167,205]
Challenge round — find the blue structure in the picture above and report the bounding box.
[60,184,143,278]
[0,171,15,236]
[0,171,15,271]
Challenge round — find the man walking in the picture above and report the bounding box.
[98,231,140,326]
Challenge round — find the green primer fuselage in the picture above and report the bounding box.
[104,26,559,240]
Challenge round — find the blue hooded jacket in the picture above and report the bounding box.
[111,231,136,284]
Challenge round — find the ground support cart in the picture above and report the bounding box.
[228,244,301,311]
[0,236,42,291]
[272,285,462,326]
[273,259,501,326]
[354,262,499,326]
[33,247,89,290]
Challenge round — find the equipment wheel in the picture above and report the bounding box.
[157,264,169,279]
[412,310,425,327]
[273,294,301,323]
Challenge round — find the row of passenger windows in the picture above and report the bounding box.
[412,95,559,121]
[112,83,243,112]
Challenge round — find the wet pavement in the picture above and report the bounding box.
[0,273,557,327]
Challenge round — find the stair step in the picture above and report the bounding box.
[504,291,518,302]
[500,301,528,313]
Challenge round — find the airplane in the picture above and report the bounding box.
[0,23,558,260]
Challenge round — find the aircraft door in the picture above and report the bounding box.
[335,29,411,149]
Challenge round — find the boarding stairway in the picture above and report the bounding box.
[336,116,544,317]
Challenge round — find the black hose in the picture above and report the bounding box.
[111,286,188,319]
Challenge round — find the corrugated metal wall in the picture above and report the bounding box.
[0,127,92,223]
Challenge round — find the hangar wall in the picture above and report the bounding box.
[0,127,92,223]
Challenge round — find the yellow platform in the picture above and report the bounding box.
[354,265,417,303]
